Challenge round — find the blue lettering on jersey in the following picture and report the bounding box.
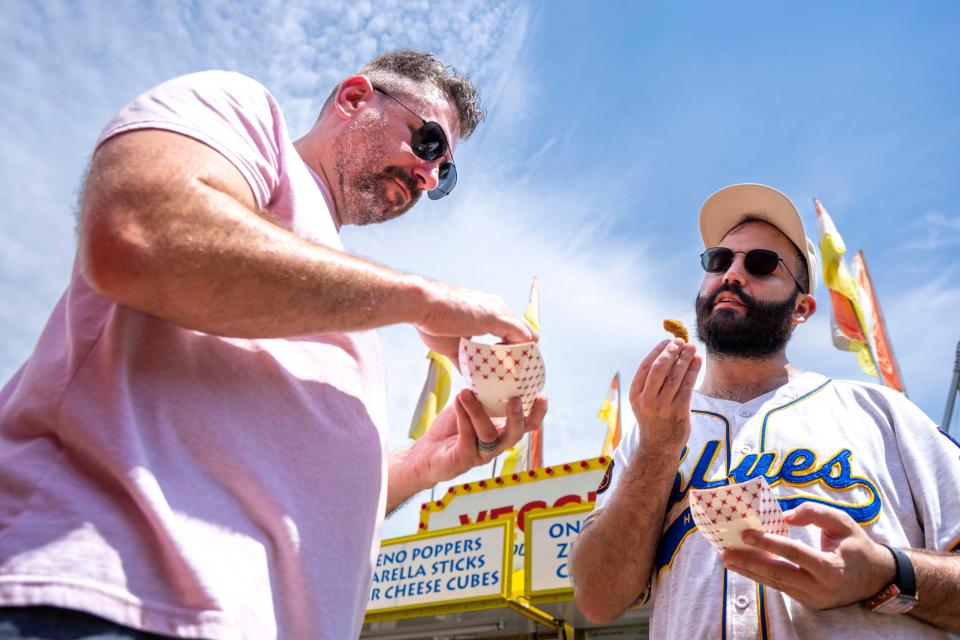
[654,440,881,577]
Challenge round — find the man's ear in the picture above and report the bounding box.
[793,293,817,325]
[332,75,375,121]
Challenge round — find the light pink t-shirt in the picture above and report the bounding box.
[0,71,389,639]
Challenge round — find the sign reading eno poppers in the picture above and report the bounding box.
[366,520,512,621]
[524,504,594,603]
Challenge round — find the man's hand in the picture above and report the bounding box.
[386,390,547,513]
[423,390,547,485]
[721,502,894,610]
[629,338,700,454]
[414,280,538,354]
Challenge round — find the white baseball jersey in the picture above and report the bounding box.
[590,371,960,639]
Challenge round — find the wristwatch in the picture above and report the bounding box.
[863,544,919,614]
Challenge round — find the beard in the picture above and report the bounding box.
[342,165,421,226]
[333,114,421,226]
[694,282,799,358]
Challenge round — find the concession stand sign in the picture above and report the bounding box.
[524,503,594,603]
[366,519,512,622]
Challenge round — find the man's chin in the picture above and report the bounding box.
[353,204,411,226]
[379,183,420,216]
[390,194,420,218]
[391,197,416,215]
[344,190,415,225]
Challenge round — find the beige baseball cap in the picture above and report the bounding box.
[699,183,818,294]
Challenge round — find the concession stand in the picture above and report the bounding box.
[361,457,651,640]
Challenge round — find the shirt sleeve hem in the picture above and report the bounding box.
[96,119,272,210]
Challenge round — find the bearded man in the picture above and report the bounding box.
[0,50,546,639]
[571,184,960,638]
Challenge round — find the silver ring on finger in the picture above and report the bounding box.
[476,436,499,453]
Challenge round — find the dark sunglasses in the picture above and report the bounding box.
[373,87,457,200]
[700,247,806,292]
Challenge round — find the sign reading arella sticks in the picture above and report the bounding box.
[366,519,512,620]
[524,504,594,602]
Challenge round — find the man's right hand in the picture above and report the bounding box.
[628,338,701,454]
[411,278,538,362]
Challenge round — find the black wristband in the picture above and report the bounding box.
[880,544,917,598]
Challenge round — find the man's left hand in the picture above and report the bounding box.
[721,502,895,610]
[416,389,547,486]
[386,389,547,514]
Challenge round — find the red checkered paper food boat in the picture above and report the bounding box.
[458,338,545,418]
[688,476,790,551]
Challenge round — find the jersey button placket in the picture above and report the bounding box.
[728,574,759,637]
[731,407,757,475]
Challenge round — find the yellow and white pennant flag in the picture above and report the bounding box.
[598,372,621,458]
[408,351,454,440]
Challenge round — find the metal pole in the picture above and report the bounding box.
[943,341,960,434]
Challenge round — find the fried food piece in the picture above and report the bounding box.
[663,319,689,343]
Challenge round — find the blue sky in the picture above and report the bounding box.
[2,1,958,539]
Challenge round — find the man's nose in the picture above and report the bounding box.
[722,255,749,288]
[411,158,442,191]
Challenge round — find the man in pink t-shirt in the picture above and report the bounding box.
[0,50,546,639]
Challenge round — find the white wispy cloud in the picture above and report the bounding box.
[901,211,960,251]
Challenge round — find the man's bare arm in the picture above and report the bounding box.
[571,339,700,623]
[78,130,532,342]
[903,549,960,632]
[571,447,682,622]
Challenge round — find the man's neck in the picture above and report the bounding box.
[293,133,344,228]
[698,351,804,403]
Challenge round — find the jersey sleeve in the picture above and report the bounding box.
[884,389,960,552]
[96,70,284,210]
[586,421,640,527]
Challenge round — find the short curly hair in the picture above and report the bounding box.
[360,49,485,139]
[317,50,484,140]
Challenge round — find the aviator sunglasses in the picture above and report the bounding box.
[700,247,806,292]
[373,87,457,200]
